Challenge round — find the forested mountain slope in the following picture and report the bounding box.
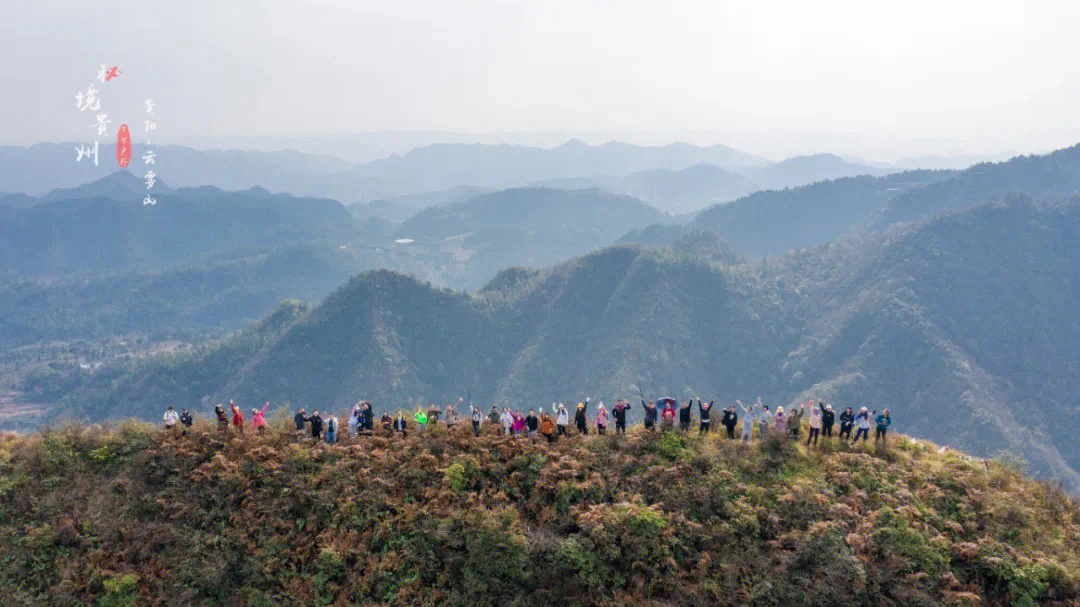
[41,197,1080,487]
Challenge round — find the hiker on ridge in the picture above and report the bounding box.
[215,403,228,431]
[361,402,375,433]
[539,410,556,442]
[500,408,514,436]
[660,400,676,431]
[348,404,360,437]
[838,407,855,440]
[595,402,609,435]
[679,399,693,432]
[852,407,871,443]
[720,404,738,439]
[642,400,658,431]
[613,400,631,434]
[556,403,569,436]
[163,406,180,431]
[252,402,269,435]
[470,404,483,436]
[445,401,460,427]
[806,402,823,446]
[772,406,787,435]
[325,415,338,444]
[788,404,804,439]
[821,404,835,437]
[575,399,589,435]
[737,400,755,441]
[512,410,527,435]
[874,409,891,442]
[230,401,245,434]
[698,399,714,434]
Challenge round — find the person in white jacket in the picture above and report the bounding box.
[737,400,755,441]
[500,408,514,436]
[853,407,872,443]
[555,403,569,436]
[806,401,822,447]
[163,406,180,430]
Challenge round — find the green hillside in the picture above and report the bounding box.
[391,187,668,287]
[0,186,360,277]
[38,197,1080,488]
[1,423,1078,606]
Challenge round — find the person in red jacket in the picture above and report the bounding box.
[660,399,677,431]
[230,400,244,434]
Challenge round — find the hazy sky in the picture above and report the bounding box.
[2,0,1078,161]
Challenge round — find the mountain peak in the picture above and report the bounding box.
[42,170,172,202]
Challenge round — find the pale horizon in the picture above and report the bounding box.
[2,1,1078,163]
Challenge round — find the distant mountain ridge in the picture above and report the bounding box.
[0,179,360,277]
[622,142,1080,258]
[875,143,1080,226]
[1,140,937,210]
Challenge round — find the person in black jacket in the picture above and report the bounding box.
[698,399,714,434]
[574,398,590,435]
[643,400,658,431]
[720,405,738,439]
[838,407,855,440]
[613,400,631,434]
[309,411,323,441]
[179,409,193,435]
[526,409,539,435]
[362,402,375,433]
[679,400,693,432]
[294,408,308,432]
[393,410,408,437]
[821,403,835,437]
[215,403,228,431]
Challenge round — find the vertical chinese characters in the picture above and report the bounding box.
[143,98,157,206]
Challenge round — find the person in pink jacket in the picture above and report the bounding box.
[252,402,269,434]
[595,402,609,435]
[511,410,527,435]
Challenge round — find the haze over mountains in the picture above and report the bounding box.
[3,139,910,213]
[4,139,1080,491]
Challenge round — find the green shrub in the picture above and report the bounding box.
[98,573,139,607]
[652,431,687,460]
[459,516,531,606]
[554,537,623,591]
[871,508,949,580]
[446,457,482,494]
[627,506,668,539]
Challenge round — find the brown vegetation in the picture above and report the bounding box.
[1,421,1079,606]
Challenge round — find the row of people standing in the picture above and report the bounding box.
[182,397,892,446]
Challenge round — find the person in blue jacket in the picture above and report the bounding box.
[874,409,891,442]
